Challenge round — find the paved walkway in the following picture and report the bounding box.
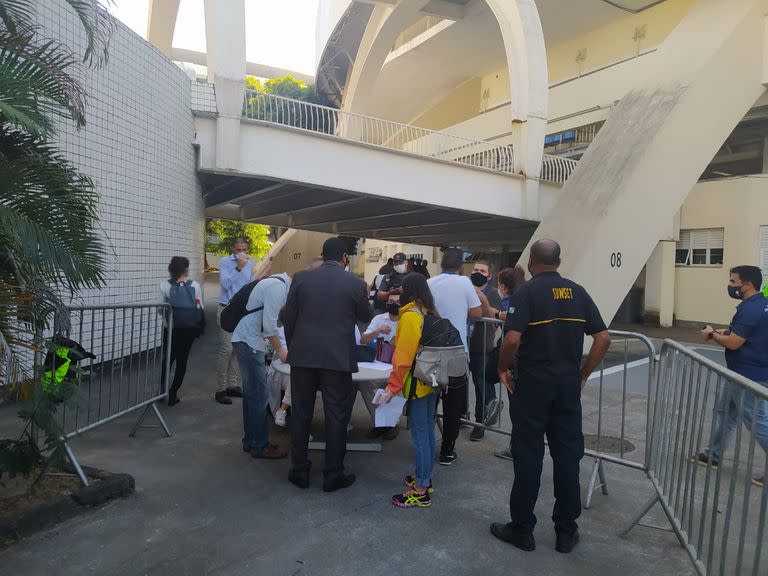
[0,295,695,576]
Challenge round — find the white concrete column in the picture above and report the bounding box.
[147,0,181,58]
[204,0,246,170]
[645,241,676,327]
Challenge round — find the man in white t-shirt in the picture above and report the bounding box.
[428,248,489,465]
[358,300,400,440]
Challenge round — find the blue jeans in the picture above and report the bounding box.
[233,342,269,454]
[409,393,437,487]
[704,380,768,463]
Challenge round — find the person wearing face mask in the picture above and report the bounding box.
[698,265,768,488]
[468,258,502,441]
[281,237,374,492]
[375,252,409,314]
[358,299,401,440]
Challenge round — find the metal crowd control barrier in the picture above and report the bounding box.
[463,320,657,509]
[623,340,767,576]
[51,304,173,486]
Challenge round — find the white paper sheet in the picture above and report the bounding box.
[374,395,407,427]
[357,361,392,371]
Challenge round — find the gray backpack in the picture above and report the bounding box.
[406,309,469,395]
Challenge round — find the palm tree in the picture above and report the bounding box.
[0,0,114,478]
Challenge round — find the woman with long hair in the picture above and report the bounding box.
[378,273,439,508]
[160,256,204,406]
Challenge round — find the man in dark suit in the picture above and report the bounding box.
[281,237,373,492]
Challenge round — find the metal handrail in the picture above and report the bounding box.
[242,89,516,176]
[541,153,579,183]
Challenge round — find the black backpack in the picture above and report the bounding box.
[219,275,286,333]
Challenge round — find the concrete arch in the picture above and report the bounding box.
[341,0,548,177]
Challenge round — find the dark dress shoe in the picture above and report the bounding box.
[555,530,580,554]
[366,427,385,439]
[323,473,356,493]
[168,394,180,407]
[382,427,399,441]
[470,426,485,441]
[215,391,232,405]
[288,470,310,489]
[490,522,536,551]
[226,386,243,398]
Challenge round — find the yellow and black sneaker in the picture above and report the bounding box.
[392,488,432,508]
[404,475,434,494]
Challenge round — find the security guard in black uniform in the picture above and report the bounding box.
[491,239,611,554]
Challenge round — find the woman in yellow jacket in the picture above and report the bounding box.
[379,273,438,508]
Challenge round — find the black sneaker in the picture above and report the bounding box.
[490,522,535,551]
[555,530,580,554]
[404,475,434,494]
[470,426,485,441]
[439,450,457,466]
[226,386,244,398]
[215,391,232,405]
[695,452,719,469]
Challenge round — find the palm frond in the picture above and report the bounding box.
[62,0,115,67]
[0,0,33,34]
[0,28,86,134]
[0,126,107,290]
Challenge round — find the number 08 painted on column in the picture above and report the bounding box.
[610,252,622,268]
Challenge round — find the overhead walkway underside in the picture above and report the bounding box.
[201,170,538,247]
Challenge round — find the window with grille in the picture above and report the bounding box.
[675,229,724,267]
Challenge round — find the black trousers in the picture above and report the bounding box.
[290,367,357,481]
[439,374,468,454]
[508,374,584,535]
[161,327,197,396]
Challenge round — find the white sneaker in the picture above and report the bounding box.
[274,408,288,427]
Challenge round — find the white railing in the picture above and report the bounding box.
[243,90,516,176]
[541,153,579,184]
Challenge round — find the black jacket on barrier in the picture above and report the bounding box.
[281,261,373,373]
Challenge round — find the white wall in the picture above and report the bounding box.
[675,177,768,325]
[38,1,204,308]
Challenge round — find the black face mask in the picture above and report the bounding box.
[386,303,399,316]
[728,284,744,300]
[470,272,488,287]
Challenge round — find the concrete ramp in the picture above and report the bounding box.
[525,0,768,322]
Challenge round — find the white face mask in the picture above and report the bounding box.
[394,264,407,274]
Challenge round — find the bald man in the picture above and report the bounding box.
[491,239,611,554]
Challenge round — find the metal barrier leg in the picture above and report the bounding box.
[64,441,89,487]
[598,459,608,495]
[128,401,172,438]
[621,494,659,537]
[151,402,172,437]
[585,457,609,509]
[128,404,151,437]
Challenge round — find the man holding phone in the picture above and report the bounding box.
[698,265,768,488]
[375,252,408,313]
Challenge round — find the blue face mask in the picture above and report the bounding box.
[728,284,744,300]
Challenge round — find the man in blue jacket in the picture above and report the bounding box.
[699,265,768,488]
